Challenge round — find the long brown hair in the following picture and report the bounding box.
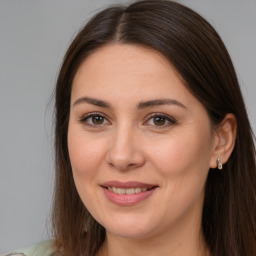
[52,1,256,255]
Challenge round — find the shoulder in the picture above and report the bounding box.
[5,240,58,256]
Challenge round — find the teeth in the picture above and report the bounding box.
[135,188,141,193]
[117,188,125,194]
[108,187,149,195]
[126,188,135,194]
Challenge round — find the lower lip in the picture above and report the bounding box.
[102,187,157,206]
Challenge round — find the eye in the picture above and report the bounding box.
[80,113,110,127]
[146,114,176,127]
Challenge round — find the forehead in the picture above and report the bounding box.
[75,43,174,74]
[73,44,182,90]
[71,43,200,111]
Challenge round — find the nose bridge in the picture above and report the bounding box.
[106,121,144,171]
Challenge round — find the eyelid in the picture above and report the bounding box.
[144,113,177,127]
[79,112,111,126]
[78,112,176,128]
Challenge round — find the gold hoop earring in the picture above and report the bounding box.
[217,157,223,170]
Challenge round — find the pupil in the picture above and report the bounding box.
[92,116,103,124]
[154,117,165,126]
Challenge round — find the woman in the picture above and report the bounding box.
[8,0,256,255]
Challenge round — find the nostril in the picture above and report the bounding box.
[105,138,146,171]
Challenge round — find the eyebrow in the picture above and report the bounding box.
[73,97,112,108]
[73,96,187,109]
[137,99,187,109]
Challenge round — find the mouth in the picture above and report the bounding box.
[101,181,158,205]
[106,186,155,195]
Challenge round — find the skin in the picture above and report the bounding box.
[68,44,236,256]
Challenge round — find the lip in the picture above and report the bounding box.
[101,180,158,206]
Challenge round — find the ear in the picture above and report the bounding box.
[209,113,237,169]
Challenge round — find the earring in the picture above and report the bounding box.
[217,157,223,170]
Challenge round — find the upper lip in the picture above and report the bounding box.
[101,180,158,189]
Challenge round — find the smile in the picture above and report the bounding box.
[108,187,148,194]
[101,181,158,206]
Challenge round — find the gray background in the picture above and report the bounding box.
[0,0,255,253]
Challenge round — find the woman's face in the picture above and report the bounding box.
[68,44,217,240]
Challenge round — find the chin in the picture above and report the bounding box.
[99,214,157,239]
[107,226,154,239]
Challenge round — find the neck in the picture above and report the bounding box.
[99,234,209,256]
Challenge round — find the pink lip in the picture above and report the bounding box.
[101,180,158,206]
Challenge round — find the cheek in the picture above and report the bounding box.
[67,127,105,180]
[148,127,213,185]
[67,128,105,210]
[149,131,212,219]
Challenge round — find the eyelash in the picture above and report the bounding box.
[79,112,176,128]
[79,112,110,127]
[145,113,176,128]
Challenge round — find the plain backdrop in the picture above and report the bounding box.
[0,0,255,253]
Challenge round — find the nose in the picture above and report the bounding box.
[105,125,145,171]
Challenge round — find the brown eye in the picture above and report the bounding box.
[153,116,166,126]
[80,113,109,127]
[146,114,176,128]
[92,115,105,125]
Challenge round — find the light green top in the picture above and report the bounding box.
[6,240,57,256]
